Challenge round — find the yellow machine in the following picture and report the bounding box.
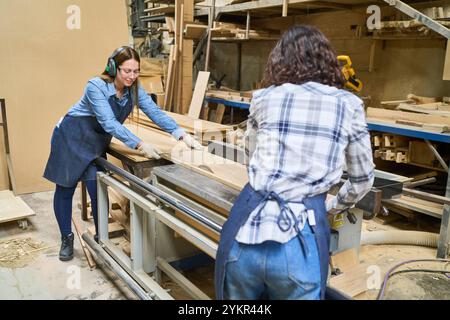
[337,55,363,93]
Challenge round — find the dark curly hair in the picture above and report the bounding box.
[262,25,345,88]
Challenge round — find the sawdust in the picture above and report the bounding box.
[0,237,55,268]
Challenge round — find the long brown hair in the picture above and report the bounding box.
[100,46,141,108]
[262,25,345,88]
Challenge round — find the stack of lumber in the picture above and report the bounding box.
[110,124,248,194]
[211,22,280,40]
[372,134,409,164]
[373,18,450,38]
[0,190,35,225]
[367,94,450,133]
[128,110,233,142]
[139,58,167,108]
[371,132,447,171]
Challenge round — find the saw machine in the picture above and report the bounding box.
[83,152,403,300]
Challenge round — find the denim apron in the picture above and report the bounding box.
[215,183,330,300]
[43,89,134,188]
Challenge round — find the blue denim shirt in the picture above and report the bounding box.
[67,77,185,149]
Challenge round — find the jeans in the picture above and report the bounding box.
[224,223,321,300]
[53,180,98,236]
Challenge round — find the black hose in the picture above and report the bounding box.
[377,259,450,300]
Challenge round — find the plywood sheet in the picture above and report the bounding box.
[0,190,35,223]
[0,0,129,194]
[112,125,248,191]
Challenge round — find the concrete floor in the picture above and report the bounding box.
[0,188,449,300]
[0,188,134,300]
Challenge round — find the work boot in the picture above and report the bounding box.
[94,234,99,244]
[59,233,74,261]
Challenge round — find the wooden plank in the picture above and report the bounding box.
[367,107,450,126]
[0,190,35,224]
[143,5,175,15]
[113,125,248,191]
[72,216,96,269]
[406,94,441,104]
[88,221,125,239]
[175,210,220,241]
[386,195,443,218]
[329,262,371,298]
[181,0,194,115]
[443,40,450,80]
[330,248,359,273]
[164,45,176,111]
[214,103,226,124]
[130,110,232,133]
[187,71,210,119]
[397,103,450,116]
[184,23,208,39]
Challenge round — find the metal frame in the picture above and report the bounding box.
[368,121,450,258]
[93,169,218,300]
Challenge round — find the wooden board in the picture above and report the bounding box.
[329,262,371,298]
[215,104,226,124]
[0,190,35,224]
[0,0,129,194]
[330,248,359,273]
[367,107,450,126]
[387,195,443,218]
[131,110,232,133]
[184,23,208,39]
[187,71,210,119]
[397,104,450,116]
[112,125,248,191]
[443,40,450,81]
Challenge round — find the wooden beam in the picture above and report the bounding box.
[188,71,210,119]
[282,0,288,17]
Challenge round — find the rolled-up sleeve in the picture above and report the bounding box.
[137,86,185,140]
[326,103,375,214]
[86,82,141,149]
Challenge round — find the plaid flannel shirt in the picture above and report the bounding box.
[236,82,375,245]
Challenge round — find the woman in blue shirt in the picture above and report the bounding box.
[44,46,201,261]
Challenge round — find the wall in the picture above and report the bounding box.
[0,0,130,195]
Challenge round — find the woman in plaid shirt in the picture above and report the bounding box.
[215,25,374,300]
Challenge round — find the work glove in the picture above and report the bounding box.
[138,142,162,159]
[181,134,203,150]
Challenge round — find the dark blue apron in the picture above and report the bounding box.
[43,86,134,188]
[215,183,330,300]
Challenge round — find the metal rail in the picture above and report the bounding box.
[95,157,222,233]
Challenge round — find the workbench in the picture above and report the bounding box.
[202,98,450,259]
[367,120,450,259]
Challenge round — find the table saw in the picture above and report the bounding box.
[82,151,403,300]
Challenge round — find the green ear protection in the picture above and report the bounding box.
[105,46,128,77]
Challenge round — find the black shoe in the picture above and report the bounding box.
[94,234,99,243]
[59,233,74,261]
